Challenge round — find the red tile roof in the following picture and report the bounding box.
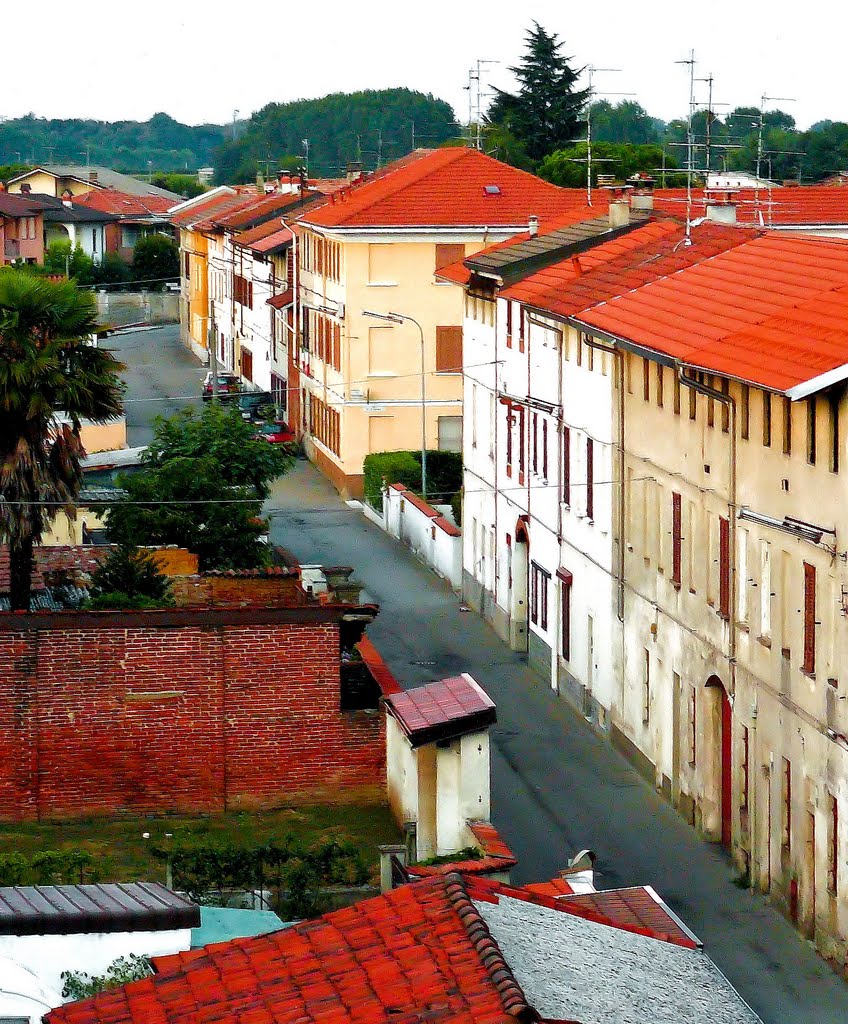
[409,822,518,879]
[248,227,294,255]
[302,148,595,229]
[47,874,531,1024]
[385,674,496,747]
[267,288,294,310]
[577,231,848,395]
[72,189,174,218]
[215,192,305,230]
[501,220,758,318]
[557,887,699,948]
[653,185,848,226]
[0,193,43,217]
[232,217,289,247]
[169,189,259,229]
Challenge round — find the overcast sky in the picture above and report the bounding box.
[2,1,840,131]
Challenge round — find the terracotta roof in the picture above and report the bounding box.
[302,148,594,229]
[0,193,42,217]
[267,288,294,309]
[409,822,518,878]
[247,226,294,255]
[502,220,758,318]
[46,874,531,1024]
[523,878,575,898]
[215,192,305,230]
[170,189,259,229]
[557,887,700,948]
[233,217,288,247]
[71,189,174,218]
[653,185,848,226]
[385,674,496,747]
[577,231,848,395]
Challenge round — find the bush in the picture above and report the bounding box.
[61,955,152,1000]
[132,234,180,284]
[0,848,104,885]
[362,451,422,510]
[450,490,462,527]
[87,544,174,609]
[423,451,462,505]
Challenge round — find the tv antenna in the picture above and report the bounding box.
[571,66,633,206]
[755,93,795,214]
[468,60,498,150]
[674,49,697,243]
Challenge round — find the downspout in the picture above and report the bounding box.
[584,336,625,622]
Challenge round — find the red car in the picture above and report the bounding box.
[202,371,241,400]
[253,421,295,444]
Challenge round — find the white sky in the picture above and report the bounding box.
[2,0,842,131]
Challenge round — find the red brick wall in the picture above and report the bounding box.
[0,611,385,821]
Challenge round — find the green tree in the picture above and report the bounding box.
[487,22,589,163]
[43,240,95,283]
[105,404,292,570]
[132,234,180,283]
[87,544,174,609]
[539,142,683,188]
[0,271,124,609]
[590,100,661,145]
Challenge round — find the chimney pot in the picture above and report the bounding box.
[528,215,539,237]
[608,201,631,229]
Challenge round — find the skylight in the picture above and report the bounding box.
[484,185,502,196]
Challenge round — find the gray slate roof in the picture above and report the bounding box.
[10,165,182,201]
[476,892,762,1024]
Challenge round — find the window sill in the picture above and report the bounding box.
[367,372,397,378]
[367,281,398,287]
[435,371,462,376]
[756,635,772,649]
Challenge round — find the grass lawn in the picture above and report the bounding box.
[0,804,401,885]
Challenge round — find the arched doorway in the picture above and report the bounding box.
[706,675,732,847]
[510,516,530,652]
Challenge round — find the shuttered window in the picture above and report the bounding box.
[671,491,682,588]
[505,403,513,476]
[586,438,594,520]
[434,243,465,273]
[518,407,526,478]
[506,301,512,348]
[435,326,463,373]
[803,561,816,675]
[807,397,817,465]
[542,419,549,479]
[562,426,571,505]
[719,516,730,618]
[559,570,572,660]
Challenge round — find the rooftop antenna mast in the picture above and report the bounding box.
[675,49,696,243]
[756,92,794,218]
[473,59,498,151]
[584,67,632,207]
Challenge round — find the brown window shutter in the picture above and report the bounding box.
[719,516,730,618]
[586,438,594,520]
[436,326,463,372]
[672,491,682,587]
[542,419,549,479]
[803,561,816,674]
[435,243,465,273]
[562,426,571,505]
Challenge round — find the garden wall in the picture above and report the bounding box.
[0,606,386,821]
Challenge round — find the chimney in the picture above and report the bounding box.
[21,183,31,194]
[346,161,363,184]
[88,170,98,183]
[528,215,539,237]
[628,173,656,212]
[61,188,74,208]
[705,188,737,226]
[608,200,630,229]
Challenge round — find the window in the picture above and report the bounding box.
[781,757,792,851]
[689,382,697,421]
[558,569,572,659]
[518,308,525,352]
[656,364,664,408]
[585,438,594,520]
[184,251,190,278]
[241,347,253,382]
[741,384,750,439]
[532,412,538,474]
[803,561,816,675]
[437,415,462,453]
[782,397,792,455]
[505,403,513,476]
[435,326,463,373]
[707,375,715,428]
[518,406,526,479]
[92,227,97,252]
[505,301,513,348]
[530,562,550,630]
[562,426,571,505]
[435,243,465,273]
[642,649,650,724]
[719,516,730,619]
[829,396,840,474]
[542,419,549,479]
[762,392,772,447]
[741,725,750,810]
[807,396,817,465]
[233,275,253,308]
[671,491,682,588]
[673,372,681,415]
[829,793,839,896]
[643,359,650,401]
[309,394,341,455]
[721,378,730,432]
[471,383,478,448]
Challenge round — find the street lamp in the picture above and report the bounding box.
[362,310,427,499]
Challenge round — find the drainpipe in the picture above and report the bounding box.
[583,336,626,622]
[281,219,299,432]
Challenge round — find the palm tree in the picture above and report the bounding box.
[0,271,125,610]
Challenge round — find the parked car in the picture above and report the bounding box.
[253,421,295,444]
[202,371,241,400]
[236,391,276,423]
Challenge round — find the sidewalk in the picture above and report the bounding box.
[266,460,848,1024]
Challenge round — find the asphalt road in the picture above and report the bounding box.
[265,461,848,1024]
[106,323,205,446]
[120,325,848,1023]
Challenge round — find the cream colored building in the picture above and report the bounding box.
[296,147,594,497]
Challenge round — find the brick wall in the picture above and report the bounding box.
[0,608,385,821]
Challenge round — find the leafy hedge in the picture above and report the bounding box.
[363,450,462,511]
[152,835,369,918]
[0,849,104,885]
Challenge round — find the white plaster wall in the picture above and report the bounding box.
[385,713,418,827]
[459,729,491,822]
[384,488,461,588]
[436,741,463,854]
[0,957,63,1023]
[0,928,190,996]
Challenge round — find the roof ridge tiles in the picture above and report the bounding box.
[441,872,536,1021]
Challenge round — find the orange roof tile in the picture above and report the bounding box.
[385,675,496,747]
[71,189,174,218]
[302,148,595,230]
[46,874,530,1024]
[653,185,848,226]
[215,192,305,230]
[577,231,848,395]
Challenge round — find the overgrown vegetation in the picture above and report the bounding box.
[414,847,481,867]
[155,835,370,918]
[86,544,174,610]
[0,848,104,885]
[105,404,292,570]
[61,955,152,1000]
[362,450,463,511]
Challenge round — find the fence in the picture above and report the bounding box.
[95,289,180,328]
[368,483,461,589]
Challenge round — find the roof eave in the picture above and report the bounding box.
[786,363,848,401]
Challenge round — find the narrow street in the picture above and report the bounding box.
[127,327,848,1024]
